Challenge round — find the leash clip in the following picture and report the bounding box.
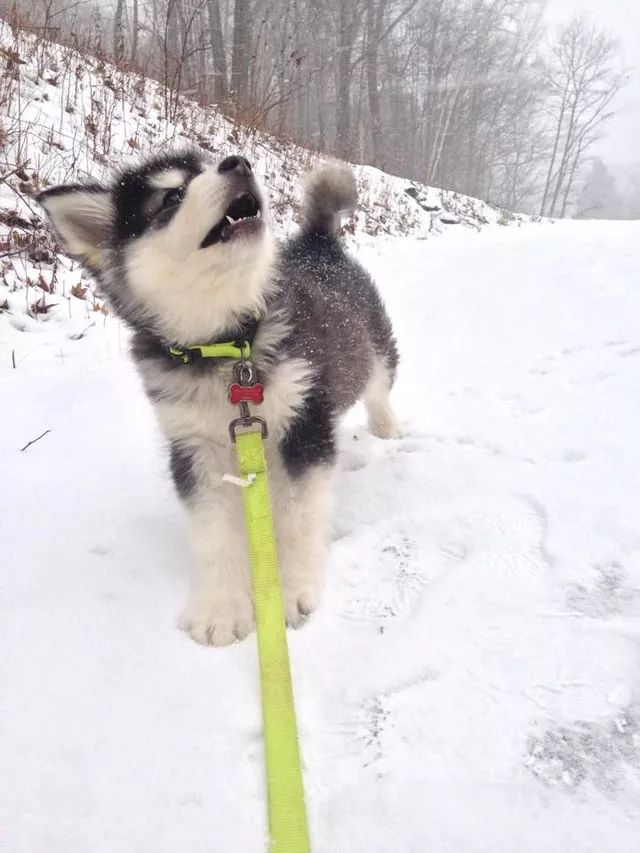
[229,415,268,443]
[228,358,268,443]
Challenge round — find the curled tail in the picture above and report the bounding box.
[301,162,357,237]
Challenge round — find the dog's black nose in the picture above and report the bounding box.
[218,156,252,176]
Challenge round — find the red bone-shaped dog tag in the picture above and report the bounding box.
[228,383,264,405]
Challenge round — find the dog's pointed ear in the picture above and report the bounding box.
[37,183,114,267]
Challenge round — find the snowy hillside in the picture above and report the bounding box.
[0,22,527,357]
[3,218,640,852]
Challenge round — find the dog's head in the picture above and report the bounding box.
[37,150,276,343]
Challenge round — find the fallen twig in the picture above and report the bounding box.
[20,429,51,452]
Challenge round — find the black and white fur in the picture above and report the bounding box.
[37,151,400,646]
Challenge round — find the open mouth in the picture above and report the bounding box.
[200,192,262,249]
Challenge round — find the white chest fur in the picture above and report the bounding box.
[146,355,314,463]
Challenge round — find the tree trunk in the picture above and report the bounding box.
[548,84,581,217]
[231,0,251,104]
[335,0,356,159]
[207,0,228,102]
[165,0,180,76]
[131,0,139,66]
[113,0,125,65]
[365,0,384,166]
[540,85,568,216]
[317,56,326,149]
[560,147,582,217]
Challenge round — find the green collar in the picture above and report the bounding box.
[169,340,251,364]
[167,314,259,364]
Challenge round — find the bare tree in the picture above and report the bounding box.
[540,16,626,217]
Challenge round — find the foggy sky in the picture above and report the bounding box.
[544,0,640,167]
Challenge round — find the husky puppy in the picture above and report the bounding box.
[37,151,399,645]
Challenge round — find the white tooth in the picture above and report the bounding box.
[226,215,236,225]
[256,210,261,218]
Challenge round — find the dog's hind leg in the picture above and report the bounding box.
[364,358,401,439]
[275,388,338,627]
[271,463,334,627]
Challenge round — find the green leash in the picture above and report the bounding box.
[168,331,311,852]
[229,360,311,853]
[234,430,311,853]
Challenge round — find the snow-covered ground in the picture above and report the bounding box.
[2,219,640,852]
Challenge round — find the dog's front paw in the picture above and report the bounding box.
[282,582,320,629]
[368,412,402,440]
[179,593,255,646]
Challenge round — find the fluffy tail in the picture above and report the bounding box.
[301,162,357,236]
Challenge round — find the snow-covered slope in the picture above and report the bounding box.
[0,22,527,354]
[2,220,640,852]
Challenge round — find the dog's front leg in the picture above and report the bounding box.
[173,442,254,646]
[179,496,254,645]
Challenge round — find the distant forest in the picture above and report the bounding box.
[3,1,629,215]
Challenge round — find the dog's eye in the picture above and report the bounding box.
[161,187,184,209]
